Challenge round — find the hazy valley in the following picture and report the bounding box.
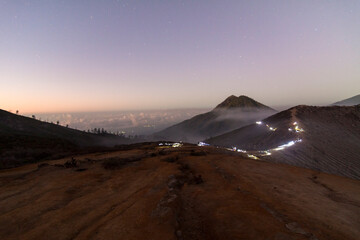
[25,109,210,136]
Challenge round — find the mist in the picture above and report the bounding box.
[213,109,276,122]
[28,109,210,136]
[153,108,277,144]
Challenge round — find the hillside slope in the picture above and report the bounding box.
[0,109,132,168]
[153,95,275,143]
[206,105,360,179]
[0,144,359,240]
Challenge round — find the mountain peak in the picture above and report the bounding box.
[214,95,273,110]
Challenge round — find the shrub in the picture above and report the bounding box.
[102,156,141,170]
[159,150,169,156]
[64,158,78,168]
[38,163,50,168]
[190,151,206,156]
[162,155,179,163]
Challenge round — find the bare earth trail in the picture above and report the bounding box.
[0,144,359,240]
[290,107,298,127]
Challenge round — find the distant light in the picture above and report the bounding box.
[272,139,301,151]
[172,143,183,147]
[295,125,304,132]
[256,121,262,125]
[286,141,295,147]
[274,146,285,151]
[198,142,209,146]
[288,128,293,131]
[259,150,272,156]
[247,154,259,160]
[225,147,237,152]
[269,127,277,131]
[264,151,271,156]
[237,149,247,153]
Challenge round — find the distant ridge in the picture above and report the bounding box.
[332,94,360,106]
[153,95,276,143]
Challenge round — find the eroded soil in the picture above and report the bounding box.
[0,144,359,240]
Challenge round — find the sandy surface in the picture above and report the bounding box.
[0,144,359,240]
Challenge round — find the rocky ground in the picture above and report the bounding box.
[0,143,359,240]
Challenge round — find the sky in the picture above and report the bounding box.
[1,0,359,113]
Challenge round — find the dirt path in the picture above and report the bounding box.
[290,107,298,126]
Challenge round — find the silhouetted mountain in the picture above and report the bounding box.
[206,105,360,179]
[332,94,360,106]
[0,109,134,168]
[215,95,274,110]
[153,95,276,143]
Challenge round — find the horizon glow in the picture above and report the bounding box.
[1,1,359,113]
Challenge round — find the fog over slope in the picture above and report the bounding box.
[28,109,209,136]
[153,95,276,143]
[206,105,360,179]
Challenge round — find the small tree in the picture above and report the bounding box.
[56,120,59,125]
[16,110,19,114]
[32,115,36,119]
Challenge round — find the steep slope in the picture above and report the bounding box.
[0,144,359,240]
[332,94,360,106]
[0,109,132,168]
[206,105,360,179]
[153,95,276,143]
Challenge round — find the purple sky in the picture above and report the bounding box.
[1,0,359,113]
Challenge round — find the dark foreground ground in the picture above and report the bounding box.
[0,143,359,240]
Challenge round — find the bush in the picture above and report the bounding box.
[38,163,50,168]
[102,156,141,170]
[162,155,179,163]
[159,150,169,156]
[190,151,206,156]
[192,174,203,184]
[64,158,78,168]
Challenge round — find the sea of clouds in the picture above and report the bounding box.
[29,109,210,136]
